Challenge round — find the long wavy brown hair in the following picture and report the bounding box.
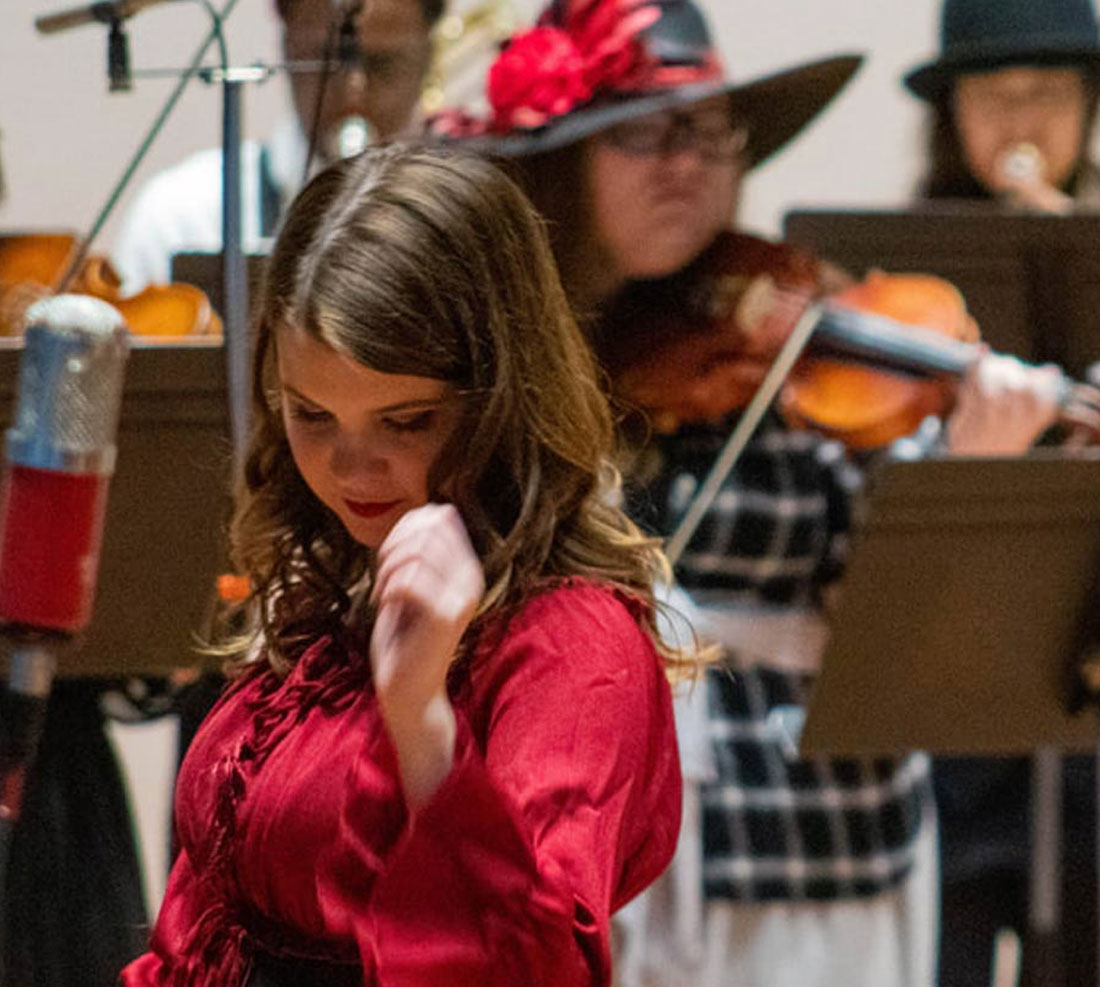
[495,143,612,318]
[230,143,686,676]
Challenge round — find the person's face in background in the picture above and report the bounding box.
[586,96,742,283]
[953,65,1090,192]
[282,0,433,160]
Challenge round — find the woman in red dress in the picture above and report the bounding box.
[119,143,686,987]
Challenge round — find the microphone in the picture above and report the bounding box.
[34,0,174,35]
[328,2,374,159]
[0,295,129,842]
[330,115,376,159]
[0,296,129,636]
[336,0,365,70]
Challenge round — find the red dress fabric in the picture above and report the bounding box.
[120,580,681,986]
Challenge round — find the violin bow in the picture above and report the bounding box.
[664,298,825,567]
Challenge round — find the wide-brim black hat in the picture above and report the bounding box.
[428,0,862,169]
[905,0,1100,102]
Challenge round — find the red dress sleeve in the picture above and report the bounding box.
[119,847,202,986]
[318,583,681,987]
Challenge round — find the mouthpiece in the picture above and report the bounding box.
[997,142,1044,186]
[330,115,375,160]
[993,143,1073,213]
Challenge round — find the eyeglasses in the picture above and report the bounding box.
[600,110,749,163]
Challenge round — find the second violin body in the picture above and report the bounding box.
[0,232,222,338]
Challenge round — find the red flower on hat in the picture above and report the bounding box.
[565,0,663,90]
[423,107,492,139]
[485,0,663,132]
[488,27,591,130]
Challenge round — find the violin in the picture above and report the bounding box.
[598,231,1100,449]
[0,233,222,337]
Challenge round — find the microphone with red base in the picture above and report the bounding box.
[0,294,129,841]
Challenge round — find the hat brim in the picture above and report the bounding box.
[905,41,1100,102]
[451,53,863,169]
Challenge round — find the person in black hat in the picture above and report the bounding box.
[431,2,1068,985]
[906,4,1100,986]
[906,0,1100,211]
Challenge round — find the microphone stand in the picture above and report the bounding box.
[56,0,240,291]
[223,71,246,465]
[0,3,250,966]
[201,61,269,467]
[54,0,253,466]
[1067,586,1100,987]
[116,0,368,468]
[0,641,57,984]
[106,15,132,93]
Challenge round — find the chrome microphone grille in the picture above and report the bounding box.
[6,295,130,473]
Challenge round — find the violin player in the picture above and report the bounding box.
[430,1,1064,984]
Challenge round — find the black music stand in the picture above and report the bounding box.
[799,452,1100,987]
[783,206,1100,380]
[171,252,270,325]
[0,339,232,676]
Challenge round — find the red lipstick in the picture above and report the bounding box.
[345,499,400,519]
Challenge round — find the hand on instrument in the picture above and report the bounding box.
[946,348,1062,455]
[994,143,1074,215]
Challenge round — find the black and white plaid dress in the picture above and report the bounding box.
[630,412,932,904]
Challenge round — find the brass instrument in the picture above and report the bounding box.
[994,142,1074,214]
[330,115,375,160]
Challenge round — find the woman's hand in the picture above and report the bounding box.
[369,503,485,809]
[946,349,1062,455]
[994,143,1074,215]
[0,281,49,334]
